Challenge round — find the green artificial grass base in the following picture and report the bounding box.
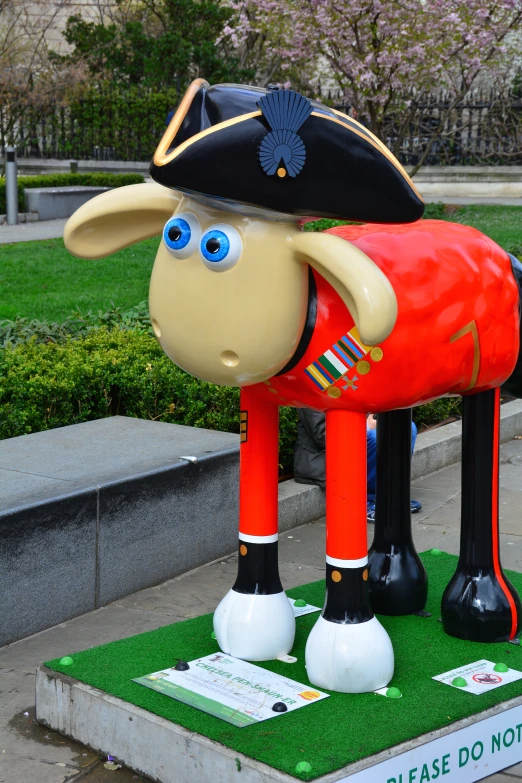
[46,552,522,781]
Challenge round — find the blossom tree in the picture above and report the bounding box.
[220,0,522,171]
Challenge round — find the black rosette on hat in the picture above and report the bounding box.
[257,89,312,178]
[150,79,424,223]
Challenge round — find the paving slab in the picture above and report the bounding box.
[0,218,67,244]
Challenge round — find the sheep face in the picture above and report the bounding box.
[64,183,399,389]
[149,196,309,386]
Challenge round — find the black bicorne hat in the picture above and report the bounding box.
[150,79,424,222]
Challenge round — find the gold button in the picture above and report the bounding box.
[331,570,342,582]
[327,386,342,399]
[356,360,371,375]
[370,347,383,362]
[277,167,287,178]
[362,569,369,581]
[239,544,248,556]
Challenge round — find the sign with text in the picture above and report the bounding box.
[433,660,522,696]
[133,653,328,728]
[335,703,522,783]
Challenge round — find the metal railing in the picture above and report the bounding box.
[3,88,522,165]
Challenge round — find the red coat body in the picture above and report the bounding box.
[250,220,520,412]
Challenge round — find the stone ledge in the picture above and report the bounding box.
[0,417,324,647]
[0,417,240,646]
[24,186,111,220]
[411,398,522,481]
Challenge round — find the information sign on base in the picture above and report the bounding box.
[134,653,328,727]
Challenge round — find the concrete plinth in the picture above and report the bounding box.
[36,666,522,783]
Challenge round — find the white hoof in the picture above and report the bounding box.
[213,590,296,661]
[305,615,394,693]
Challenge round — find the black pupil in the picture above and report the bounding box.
[168,225,182,242]
[206,237,221,254]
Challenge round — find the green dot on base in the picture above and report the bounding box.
[211,632,217,640]
[452,677,467,687]
[386,687,402,699]
[430,548,442,556]
[494,662,509,673]
[59,656,74,666]
[295,761,312,774]
[294,599,307,608]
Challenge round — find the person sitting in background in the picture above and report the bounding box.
[293,409,422,522]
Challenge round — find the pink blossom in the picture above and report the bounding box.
[221,0,522,135]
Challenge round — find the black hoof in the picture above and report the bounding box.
[368,544,428,615]
[442,567,520,643]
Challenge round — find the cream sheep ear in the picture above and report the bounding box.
[64,183,182,259]
[291,231,397,346]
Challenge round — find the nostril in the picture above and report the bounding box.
[151,319,162,338]
[221,351,239,367]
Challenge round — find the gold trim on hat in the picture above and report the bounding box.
[153,78,209,167]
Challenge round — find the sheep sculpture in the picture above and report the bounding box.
[64,80,522,695]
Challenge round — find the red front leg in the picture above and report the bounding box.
[305,409,395,692]
[213,388,295,661]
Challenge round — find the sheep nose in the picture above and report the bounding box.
[221,351,239,367]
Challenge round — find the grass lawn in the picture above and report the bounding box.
[0,237,157,322]
[437,204,522,251]
[1,205,522,322]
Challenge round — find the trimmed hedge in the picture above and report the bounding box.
[0,320,463,469]
[0,328,299,470]
[0,173,144,214]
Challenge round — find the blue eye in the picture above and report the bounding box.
[201,230,230,262]
[200,224,242,271]
[163,213,200,258]
[165,218,190,249]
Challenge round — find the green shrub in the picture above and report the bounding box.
[303,218,362,232]
[0,328,298,470]
[413,397,462,429]
[0,173,144,214]
[0,301,151,348]
[422,202,447,220]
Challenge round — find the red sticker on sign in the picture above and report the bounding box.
[472,673,502,685]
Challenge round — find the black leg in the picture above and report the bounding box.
[442,389,520,642]
[368,408,428,615]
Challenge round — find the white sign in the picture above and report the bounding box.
[433,660,522,696]
[133,654,328,728]
[335,703,522,783]
[288,597,321,617]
